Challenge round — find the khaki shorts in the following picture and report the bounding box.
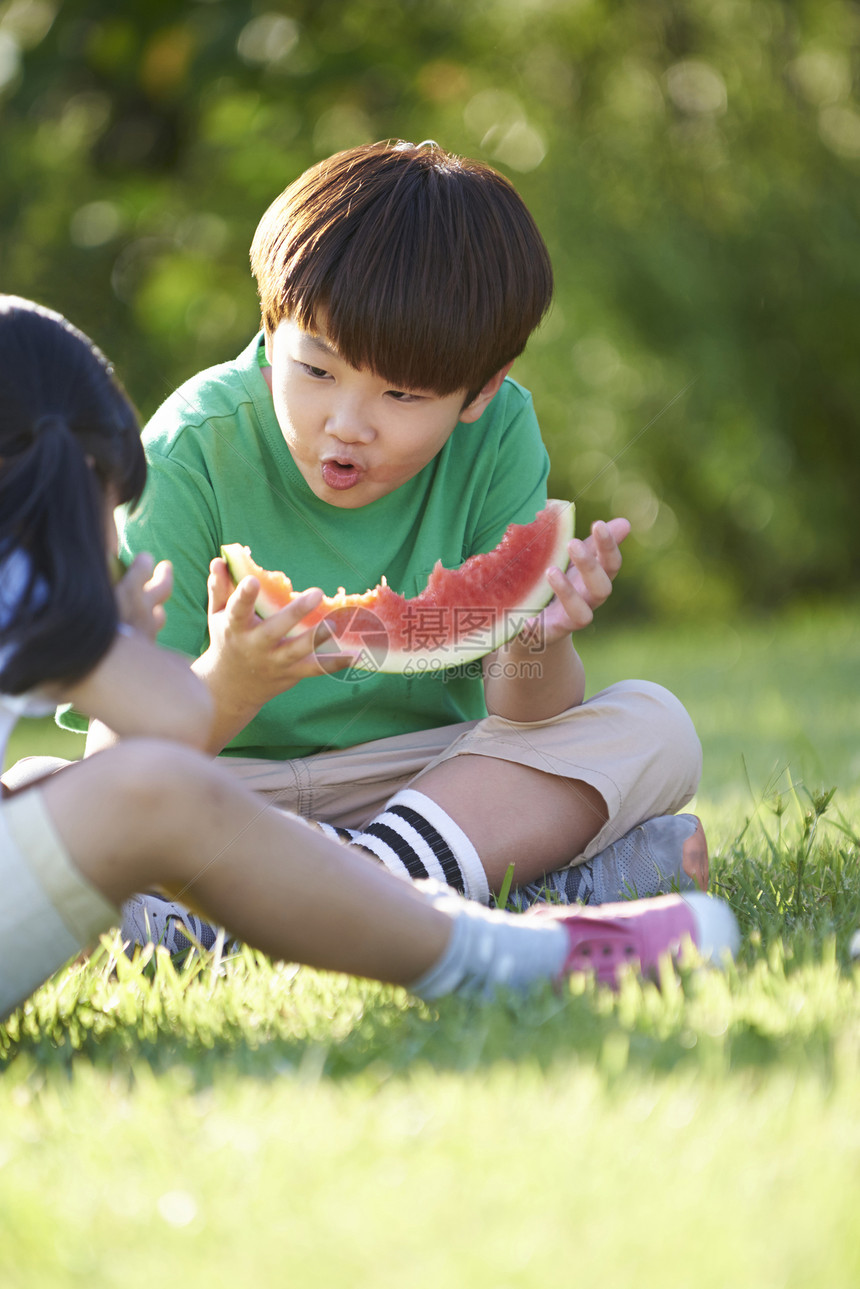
[0,790,118,1021]
[222,679,702,860]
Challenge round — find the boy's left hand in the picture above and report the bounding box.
[522,517,630,646]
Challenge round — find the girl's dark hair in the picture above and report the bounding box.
[0,295,146,695]
[250,140,553,399]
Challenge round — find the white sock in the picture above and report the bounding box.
[407,882,568,1000]
[349,789,491,905]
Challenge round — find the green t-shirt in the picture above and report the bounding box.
[118,334,549,760]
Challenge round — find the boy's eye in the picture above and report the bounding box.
[300,362,330,379]
[386,389,421,402]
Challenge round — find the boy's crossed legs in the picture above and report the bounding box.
[352,758,706,906]
[119,678,706,949]
[332,677,707,906]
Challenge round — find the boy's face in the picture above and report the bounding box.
[263,318,508,509]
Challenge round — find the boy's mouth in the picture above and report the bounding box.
[321,459,363,490]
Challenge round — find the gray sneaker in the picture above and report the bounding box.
[509,814,708,910]
[120,893,229,956]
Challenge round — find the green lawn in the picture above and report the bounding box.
[2,604,859,1288]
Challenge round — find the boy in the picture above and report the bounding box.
[84,140,707,944]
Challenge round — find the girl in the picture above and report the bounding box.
[0,294,738,1021]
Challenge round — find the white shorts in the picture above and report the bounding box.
[0,790,118,1021]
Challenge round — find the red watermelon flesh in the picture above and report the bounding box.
[221,498,574,674]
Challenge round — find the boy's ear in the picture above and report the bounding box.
[458,363,514,423]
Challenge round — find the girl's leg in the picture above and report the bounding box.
[34,741,580,997]
[39,741,451,986]
[3,738,740,1014]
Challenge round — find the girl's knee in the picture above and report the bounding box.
[38,740,216,904]
[95,738,214,815]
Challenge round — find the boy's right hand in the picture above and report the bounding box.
[194,557,357,749]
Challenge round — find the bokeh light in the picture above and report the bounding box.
[1,0,858,622]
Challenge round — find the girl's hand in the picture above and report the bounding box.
[114,553,174,642]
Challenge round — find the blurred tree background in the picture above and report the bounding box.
[1,0,858,621]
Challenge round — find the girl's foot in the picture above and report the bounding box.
[536,890,739,987]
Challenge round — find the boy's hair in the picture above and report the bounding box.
[250,140,553,398]
[0,295,146,695]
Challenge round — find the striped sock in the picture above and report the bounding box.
[311,820,362,846]
[348,789,491,906]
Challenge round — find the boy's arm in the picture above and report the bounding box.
[484,634,587,724]
[482,519,630,721]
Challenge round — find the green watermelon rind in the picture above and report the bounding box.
[221,499,574,674]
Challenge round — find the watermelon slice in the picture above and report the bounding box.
[221,498,574,675]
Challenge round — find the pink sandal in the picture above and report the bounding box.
[536,892,739,987]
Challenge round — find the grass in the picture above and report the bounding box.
[2,602,859,1288]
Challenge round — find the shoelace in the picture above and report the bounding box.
[507,859,596,911]
[168,914,220,953]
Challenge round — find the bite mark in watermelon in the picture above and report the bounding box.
[221,498,574,674]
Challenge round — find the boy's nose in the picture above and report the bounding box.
[325,401,375,444]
